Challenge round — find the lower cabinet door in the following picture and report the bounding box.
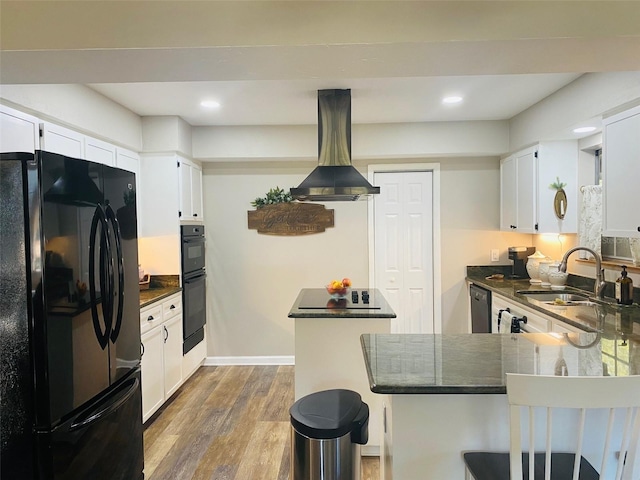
[163,315,184,399]
[141,326,165,423]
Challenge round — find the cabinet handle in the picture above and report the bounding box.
[141,342,145,357]
[193,213,198,217]
[637,226,640,232]
[170,304,176,310]
[147,315,154,321]
[163,325,168,343]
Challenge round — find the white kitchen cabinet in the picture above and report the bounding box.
[115,147,141,235]
[500,141,578,234]
[0,104,40,153]
[141,325,164,423]
[162,315,183,398]
[84,135,116,166]
[138,153,181,275]
[602,105,640,238]
[40,122,85,158]
[115,147,139,174]
[178,157,204,222]
[500,147,536,233]
[492,291,588,335]
[140,292,183,423]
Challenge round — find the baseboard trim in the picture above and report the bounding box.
[361,445,380,457]
[204,355,295,366]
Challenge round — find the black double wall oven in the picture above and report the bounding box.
[181,225,206,354]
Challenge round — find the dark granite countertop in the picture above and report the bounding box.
[139,275,181,308]
[139,286,182,308]
[288,288,396,318]
[466,267,640,336]
[361,332,640,394]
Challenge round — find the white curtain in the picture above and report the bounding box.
[578,185,602,260]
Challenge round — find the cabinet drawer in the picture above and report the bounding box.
[140,304,163,334]
[163,295,182,320]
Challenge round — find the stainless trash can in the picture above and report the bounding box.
[290,389,369,480]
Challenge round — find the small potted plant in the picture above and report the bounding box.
[250,187,292,208]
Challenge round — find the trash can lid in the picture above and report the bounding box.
[290,389,365,440]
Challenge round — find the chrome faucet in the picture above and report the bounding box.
[558,247,606,299]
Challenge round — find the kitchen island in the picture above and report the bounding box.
[361,332,640,479]
[289,288,396,455]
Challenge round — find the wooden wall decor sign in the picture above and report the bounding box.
[247,203,334,235]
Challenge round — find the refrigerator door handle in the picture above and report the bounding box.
[105,205,125,343]
[89,205,111,350]
[102,206,115,336]
[69,375,140,432]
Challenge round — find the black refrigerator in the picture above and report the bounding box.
[1,151,144,479]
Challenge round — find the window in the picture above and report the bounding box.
[601,337,629,376]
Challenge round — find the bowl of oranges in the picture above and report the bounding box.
[326,278,352,299]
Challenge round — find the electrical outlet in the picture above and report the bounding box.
[491,249,500,262]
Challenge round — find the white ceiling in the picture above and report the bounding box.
[2,1,639,129]
[88,74,582,126]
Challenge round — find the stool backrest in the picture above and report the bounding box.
[506,374,640,480]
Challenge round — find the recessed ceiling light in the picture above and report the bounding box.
[442,96,463,104]
[573,126,596,134]
[200,100,220,109]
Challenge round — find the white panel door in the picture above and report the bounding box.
[374,171,434,333]
[41,122,85,158]
[0,105,40,153]
[85,136,116,166]
[179,159,193,220]
[516,149,537,233]
[191,164,203,220]
[141,326,164,423]
[163,315,183,399]
[603,107,640,238]
[115,147,139,174]
[500,156,516,230]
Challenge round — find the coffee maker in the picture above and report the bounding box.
[508,246,536,279]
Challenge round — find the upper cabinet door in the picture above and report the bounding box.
[515,149,537,234]
[178,157,204,223]
[500,142,578,235]
[603,105,640,238]
[0,104,40,153]
[500,156,517,231]
[191,164,203,220]
[115,147,139,175]
[41,122,85,159]
[85,136,116,166]
[179,159,193,220]
[500,147,537,233]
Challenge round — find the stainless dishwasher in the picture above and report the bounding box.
[469,284,491,333]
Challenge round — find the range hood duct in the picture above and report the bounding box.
[291,89,380,201]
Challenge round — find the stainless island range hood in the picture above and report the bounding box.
[291,89,380,201]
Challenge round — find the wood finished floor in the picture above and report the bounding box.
[144,365,380,480]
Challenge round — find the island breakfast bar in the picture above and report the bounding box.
[361,332,640,480]
[289,288,396,455]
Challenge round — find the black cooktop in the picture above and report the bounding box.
[297,288,382,310]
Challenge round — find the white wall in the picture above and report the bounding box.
[141,116,193,156]
[202,155,540,358]
[193,120,510,161]
[435,157,534,333]
[0,84,142,150]
[509,72,640,151]
[202,164,369,357]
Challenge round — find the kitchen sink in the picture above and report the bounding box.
[516,291,595,306]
